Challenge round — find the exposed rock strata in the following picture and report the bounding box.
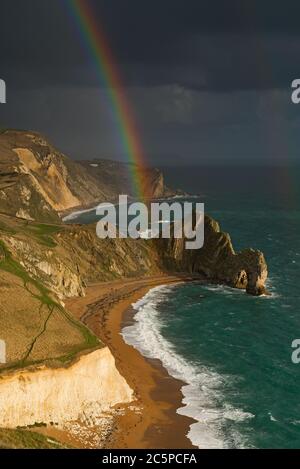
[155,215,268,295]
[0,130,269,441]
[0,212,268,297]
[0,348,133,428]
[0,130,174,222]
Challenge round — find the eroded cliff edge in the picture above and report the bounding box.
[0,130,175,223]
[0,348,133,428]
[0,208,268,435]
[0,130,268,440]
[155,215,268,296]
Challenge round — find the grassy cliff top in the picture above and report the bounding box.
[0,214,101,373]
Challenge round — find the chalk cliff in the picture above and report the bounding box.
[0,129,268,446]
[0,130,174,222]
[0,348,133,428]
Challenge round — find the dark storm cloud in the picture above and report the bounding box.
[1,0,300,164]
[1,0,300,90]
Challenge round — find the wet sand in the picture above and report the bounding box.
[65,274,199,449]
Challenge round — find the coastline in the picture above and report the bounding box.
[60,193,190,222]
[65,274,199,449]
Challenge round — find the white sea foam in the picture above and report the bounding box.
[203,280,279,300]
[268,412,278,422]
[63,196,200,223]
[121,285,253,448]
[202,284,238,295]
[62,203,114,222]
[264,277,280,299]
[62,207,96,222]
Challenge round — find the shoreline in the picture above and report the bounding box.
[60,193,191,222]
[65,274,199,449]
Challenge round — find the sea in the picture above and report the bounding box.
[66,165,300,449]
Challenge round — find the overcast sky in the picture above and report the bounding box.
[1,0,300,165]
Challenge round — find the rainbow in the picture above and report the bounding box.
[65,0,148,200]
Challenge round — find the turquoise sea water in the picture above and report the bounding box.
[121,191,300,448]
[67,173,300,448]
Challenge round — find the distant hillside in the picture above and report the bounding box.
[0,130,176,222]
[80,159,176,201]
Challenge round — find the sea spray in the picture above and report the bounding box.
[121,285,253,449]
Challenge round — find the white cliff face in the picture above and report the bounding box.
[0,348,133,428]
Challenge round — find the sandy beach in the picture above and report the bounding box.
[63,274,198,449]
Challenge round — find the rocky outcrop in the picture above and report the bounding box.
[2,236,86,299]
[0,211,268,300]
[0,128,269,444]
[0,347,133,428]
[155,214,268,295]
[220,248,267,296]
[0,215,159,302]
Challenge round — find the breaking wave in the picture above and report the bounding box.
[121,285,254,448]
